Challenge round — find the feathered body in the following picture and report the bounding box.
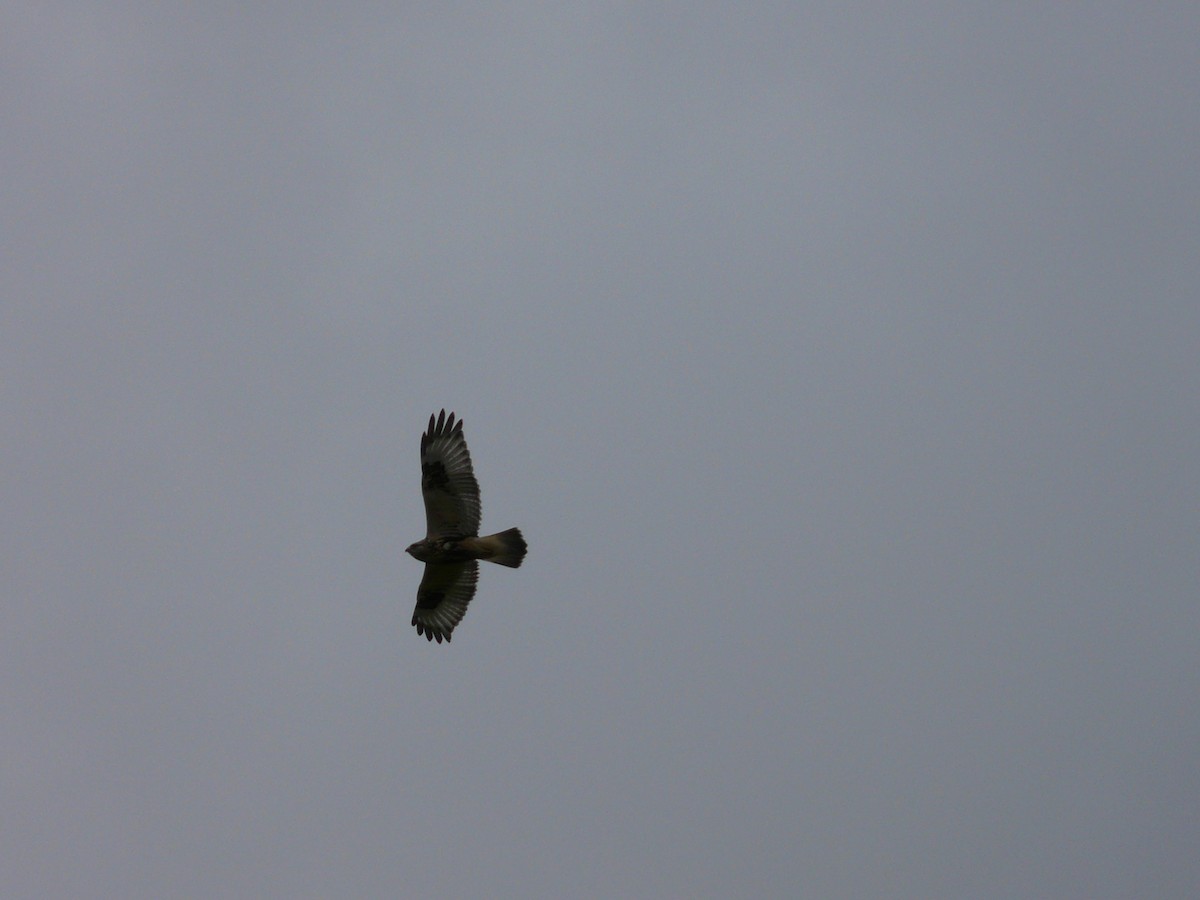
[405,410,526,642]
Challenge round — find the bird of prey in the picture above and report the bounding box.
[405,410,527,642]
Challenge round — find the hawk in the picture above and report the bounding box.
[405,410,527,642]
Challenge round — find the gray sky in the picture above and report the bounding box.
[4,5,1198,897]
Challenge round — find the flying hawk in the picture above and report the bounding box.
[405,410,527,642]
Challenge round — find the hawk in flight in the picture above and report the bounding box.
[405,410,527,642]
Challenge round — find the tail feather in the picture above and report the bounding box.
[477,527,527,567]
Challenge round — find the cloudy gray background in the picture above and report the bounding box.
[4,5,1198,897]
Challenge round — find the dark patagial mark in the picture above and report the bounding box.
[422,460,449,490]
[416,589,445,610]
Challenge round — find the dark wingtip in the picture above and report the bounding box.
[412,617,453,644]
[422,409,457,454]
[425,409,463,440]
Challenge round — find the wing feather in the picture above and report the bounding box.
[420,410,482,538]
[411,560,479,643]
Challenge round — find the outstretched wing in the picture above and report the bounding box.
[412,561,479,643]
[420,410,481,538]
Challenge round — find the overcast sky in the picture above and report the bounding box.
[3,5,1198,898]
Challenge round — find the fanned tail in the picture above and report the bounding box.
[477,527,527,567]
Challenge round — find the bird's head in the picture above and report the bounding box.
[405,540,430,561]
